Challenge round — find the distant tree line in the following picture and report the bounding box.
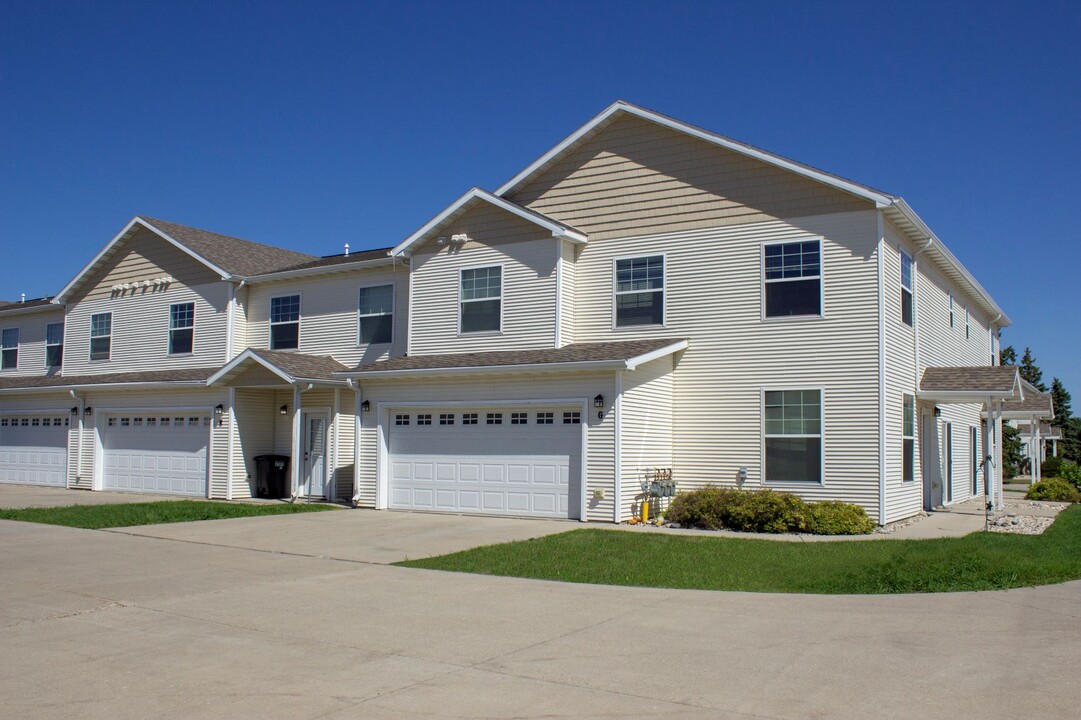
[998,345,1079,475]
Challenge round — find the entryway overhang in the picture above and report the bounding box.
[207,348,350,388]
[916,365,1022,405]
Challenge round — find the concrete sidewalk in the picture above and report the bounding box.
[0,484,190,508]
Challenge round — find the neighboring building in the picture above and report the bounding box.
[1002,381,1057,482]
[0,102,1025,522]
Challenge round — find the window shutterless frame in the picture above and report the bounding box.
[611,252,666,329]
[167,302,195,355]
[900,249,914,327]
[45,322,63,368]
[760,237,824,320]
[458,264,503,335]
[89,312,112,361]
[269,294,301,350]
[0,327,18,370]
[760,386,824,485]
[357,283,394,345]
[902,394,915,483]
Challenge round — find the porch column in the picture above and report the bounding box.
[986,397,997,512]
[993,405,1004,511]
[291,385,302,500]
[1034,420,1042,483]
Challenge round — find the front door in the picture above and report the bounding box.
[922,409,942,510]
[301,412,328,498]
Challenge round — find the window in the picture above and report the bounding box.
[764,241,821,317]
[965,306,970,339]
[536,412,554,425]
[903,394,915,483]
[160,417,171,427]
[486,412,503,425]
[146,417,157,427]
[270,295,300,350]
[1,328,17,369]
[90,313,112,360]
[563,411,581,425]
[169,302,195,355]
[416,413,432,426]
[948,294,954,328]
[46,322,63,368]
[511,412,528,425]
[120,417,130,427]
[764,389,822,483]
[460,266,501,333]
[615,255,664,326]
[358,285,393,344]
[394,414,410,426]
[462,413,478,425]
[970,426,979,495]
[133,417,143,427]
[900,251,914,326]
[187,417,200,427]
[439,413,455,425]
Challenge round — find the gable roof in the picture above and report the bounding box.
[919,365,1022,402]
[495,100,1009,327]
[54,217,318,301]
[207,348,349,386]
[1000,380,1054,418]
[391,187,587,258]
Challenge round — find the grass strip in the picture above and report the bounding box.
[398,505,1081,594]
[0,500,337,529]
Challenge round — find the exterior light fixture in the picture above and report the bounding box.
[279,404,288,415]
[593,394,605,408]
[83,407,92,417]
[214,404,224,416]
[70,406,78,416]
[361,400,371,412]
[933,406,942,418]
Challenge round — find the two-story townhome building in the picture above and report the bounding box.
[0,101,1039,524]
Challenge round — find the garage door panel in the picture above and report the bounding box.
[0,415,69,487]
[103,414,208,497]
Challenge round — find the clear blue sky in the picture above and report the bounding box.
[2,1,1078,399]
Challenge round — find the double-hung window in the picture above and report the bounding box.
[615,255,664,326]
[902,394,915,483]
[1,328,17,369]
[764,240,821,317]
[900,250,914,326]
[270,295,300,350]
[358,285,393,344]
[764,389,822,483]
[965,306,970,339]
[169,302,195,355]
[90,313,111,360]
[460,266,501,333]
[46,322,63,368]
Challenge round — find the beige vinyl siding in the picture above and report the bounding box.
[508,113,873,242]
[559,240,576,346]
[209,409,230,499]
[245,267,408,367]
[0,309,65,377]
[571,210,882,514]
[273,389,293,455]
[409,203,558,355]
[356,372,615,520]
[334,389,356,502]
[63,281,229,376]
[619,356,674,521]
[233,389,277,498]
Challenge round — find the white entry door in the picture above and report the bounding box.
[103,414,209,496]
[300,412,328,498]
[0,414,69,487]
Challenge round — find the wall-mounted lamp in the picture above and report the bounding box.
[933,406,942,418]
[361,400,371,412]
[279,404,289,415]
[83,407,92,417]
[214,404,224,416]
[70,406,79,416]
[593,394,605,408]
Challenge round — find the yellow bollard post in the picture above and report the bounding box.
[641,499,649,523]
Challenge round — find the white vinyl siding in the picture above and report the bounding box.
[559,240,576,346]
[0,309,64,377]
[619,355,674,521]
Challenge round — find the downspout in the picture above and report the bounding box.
[347,378,363,507]
[876,211,887,525]
[554,241,563,349]
[289,382,315,501]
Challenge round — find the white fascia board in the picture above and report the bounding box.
[339,358,628,380]
[238,256,396,284]
[390,188,587,257]
[206,349,295,386]
[624,340,689,370]
[55,217,232,302]
[495,101,896,206]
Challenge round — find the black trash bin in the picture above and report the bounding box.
[254,455,290,499]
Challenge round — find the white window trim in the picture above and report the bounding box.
[902,393,916,484]
[357,283,395,346]
[760,385,825,486]
[760,237,824,322]
[900,248,914,328]
[269,293,302,351]
[45,322,63,369]
[457,263,504,336]
[1,326,18,371]
[89,312,112,362]
[611,252,667,330]
[167,302,196,356]
[948,293,955,328]
[965,305,970,339]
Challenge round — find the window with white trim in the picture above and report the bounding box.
[764,241,821,317]
[948,294,954,328]
[562,411,581,425]
[965,306,970,339]
[90,313,112,360]
[462,413,478,425]
[764,389,822,483]
[46,322,63,368]
[536,412,553,425]
[903,394,915,483]
[1,328,17,369]
[169,302,195,355]
[270,295,300,350]
[460,267,501,333]
[615,255,664,326]
[900,251,914,326]
[358,285,393,344]
[486,412,503,425]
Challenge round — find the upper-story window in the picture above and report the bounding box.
[900,250,914,326]
[46,322,63,368]
[965,306,970,339]
[615,255,665,327]
[169,302,195,355]
[358,285,393,344]
[1,328,18,369]
[763,240,821,317]
[460,266,501,334]
[90,313,111,360]
[270,295,300,350]
[948,293,954,328]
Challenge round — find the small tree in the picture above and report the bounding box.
[1019,347,1047,392]
[1065,418,1081,465]
[1051,377,1072,426]
[1000,345,1017,366]
[1002,423,1024,479]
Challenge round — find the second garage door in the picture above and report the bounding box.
[389,407,582,519]
[103,414,210,496]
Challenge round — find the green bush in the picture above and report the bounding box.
[1057,461,1081,487]
[1025,478,1081,503]
[664,487,873,535]
[805,501,876,535]
[1041,456,1066,479]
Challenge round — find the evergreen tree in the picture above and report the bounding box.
[1050,377,1072,425]
[1000,345,1017,366]
[1002,423,1024,479]
[1064,418,1081,464]
[1019,347,1047,392]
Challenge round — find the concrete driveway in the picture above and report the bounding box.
[1,514,1080,719]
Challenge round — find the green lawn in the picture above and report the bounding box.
[398,505,1081,594]
[0,500,338,529]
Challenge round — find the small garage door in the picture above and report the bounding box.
[389,407,582,519]
[103,414,210,496]
[0,414,69,486]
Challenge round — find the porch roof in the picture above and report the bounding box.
[207,348,350,387]
[999,380,1054,419]
[1016,421,1061,439]
[918,365,1022,403]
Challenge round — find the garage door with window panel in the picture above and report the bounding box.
[0,415,69,486]
[389,406,582,519]
[103,414,210,496]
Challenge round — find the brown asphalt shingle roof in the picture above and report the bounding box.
[920,366,1020,394]
[350,339,685,374]
[0,297,56,313]
[0,368,218,390]
[139,217,318,277]
[1015,421,1061,438]
[248,349,349,381]
[1002,380,1054,416]
[264,248,394,274]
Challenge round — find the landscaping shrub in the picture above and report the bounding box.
[805,501,875,535]
[723,489,809,533]
[1041,456,1066,479]
[664,487,873,534]
[1057,461,1081,488]
[663,486,732,530]
[1025,478,1081,503]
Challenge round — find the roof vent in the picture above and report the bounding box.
[344,243,350,256]
[20,293,26,303]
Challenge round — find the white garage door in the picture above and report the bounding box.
[103,414,209,496]
[389,407,582,519]
[0,414,69,486]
